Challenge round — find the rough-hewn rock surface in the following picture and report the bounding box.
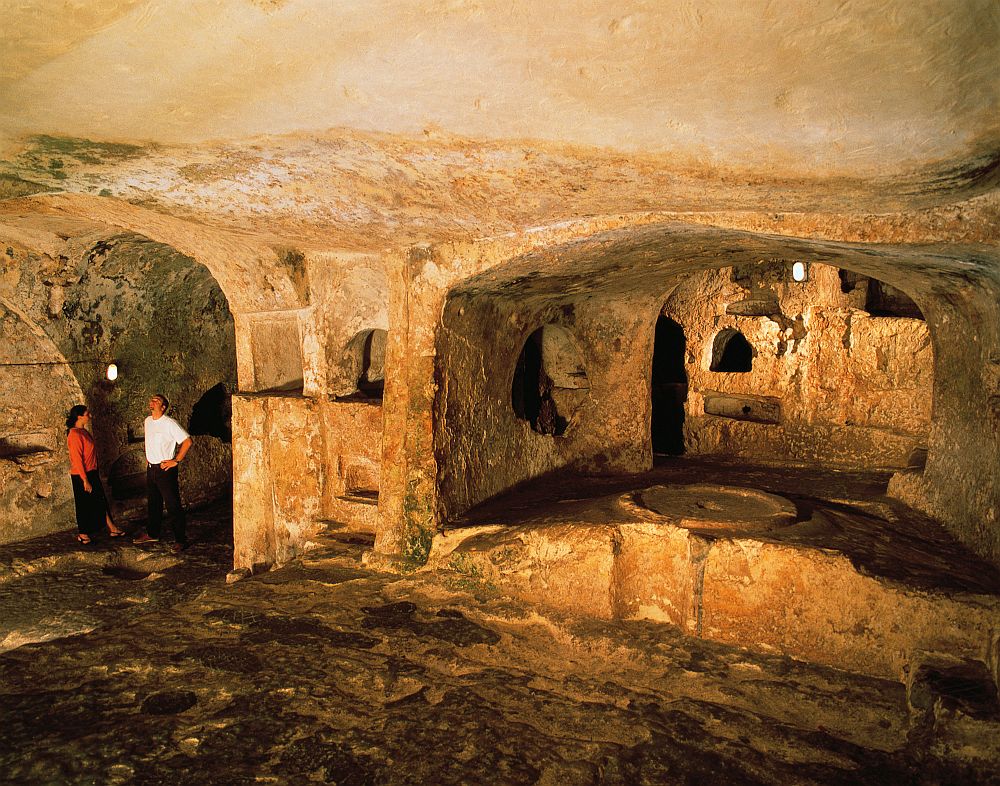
[2,499,998,785]
[432,458,1000,684]
[664,263,933,467]
[0,5,998,734]
[0,232,235,543]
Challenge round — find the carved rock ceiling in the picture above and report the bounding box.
[0,1,996,250]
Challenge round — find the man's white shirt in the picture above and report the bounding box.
[144,415,190,464]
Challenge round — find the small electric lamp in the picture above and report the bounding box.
[791,261,806,282]
[106,363,119,382]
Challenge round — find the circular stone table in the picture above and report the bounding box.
[637,483,797,534]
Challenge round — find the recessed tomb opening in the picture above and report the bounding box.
[839,270,925,320]
[651,316,688,455]
[511,324,589,436]
[188,382,233,442]
[865,279,925,319]
[710,329,753,372]
[343,328,387,399]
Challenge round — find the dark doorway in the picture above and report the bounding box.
[512,329,547,431]
[188,382,232,442]
[651,316,688,454]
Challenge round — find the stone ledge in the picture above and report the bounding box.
[431,485,1000,687]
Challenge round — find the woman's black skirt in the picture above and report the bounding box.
[70,470,113,535]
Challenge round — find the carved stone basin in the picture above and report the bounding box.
[637,483,797,534]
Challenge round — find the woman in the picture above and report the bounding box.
[66,405,124,544]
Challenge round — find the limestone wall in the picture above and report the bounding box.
[434,259,935,530]
[664,263,933,467]
[437,287,654,520]
[0,300,81,543]
[890,270,1000,565]
[232,394,383,570]
[0,233,236,539]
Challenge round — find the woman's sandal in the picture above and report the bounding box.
[108,527,126,538]
[76,534,91,545]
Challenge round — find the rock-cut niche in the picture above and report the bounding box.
[343,328,387,399]
[511,324,589,436]
[839,271,926,320]
[711,329,753,372]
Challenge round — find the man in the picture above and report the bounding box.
[134,394,193,552]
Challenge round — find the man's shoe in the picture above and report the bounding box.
[170,542,188,554]
[133,533,159,544]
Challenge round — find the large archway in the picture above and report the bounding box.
[0,229,238,540]
[427,220,997,567]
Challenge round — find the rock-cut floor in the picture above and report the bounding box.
[1,481,998,785]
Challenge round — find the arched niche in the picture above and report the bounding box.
[511,324,590,436]
[341,328,387,399]
[710,329,753,372]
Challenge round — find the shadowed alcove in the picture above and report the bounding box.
[650,316,688,455]
[710,329,753,372]
[430,221,995,569]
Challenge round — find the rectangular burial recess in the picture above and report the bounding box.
[703,392,781,424]
[250,315,304,393]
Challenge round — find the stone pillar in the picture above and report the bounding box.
[231,393,324,570]
[231,394,275,570]
[375,247,442,561]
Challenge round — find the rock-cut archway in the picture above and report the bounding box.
[420,221,999,567]
[0,223,238,542]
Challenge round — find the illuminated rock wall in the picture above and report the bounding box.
[0,232,236,542]
[665,263,933,467]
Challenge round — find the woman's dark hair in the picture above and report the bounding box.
[65,405,88,432]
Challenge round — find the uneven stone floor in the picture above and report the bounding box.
[2,469,1000,786]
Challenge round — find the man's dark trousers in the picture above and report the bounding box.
[146,464,187,546]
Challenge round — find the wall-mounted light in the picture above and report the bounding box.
[791,261,807,282]
[106,363,119,382]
